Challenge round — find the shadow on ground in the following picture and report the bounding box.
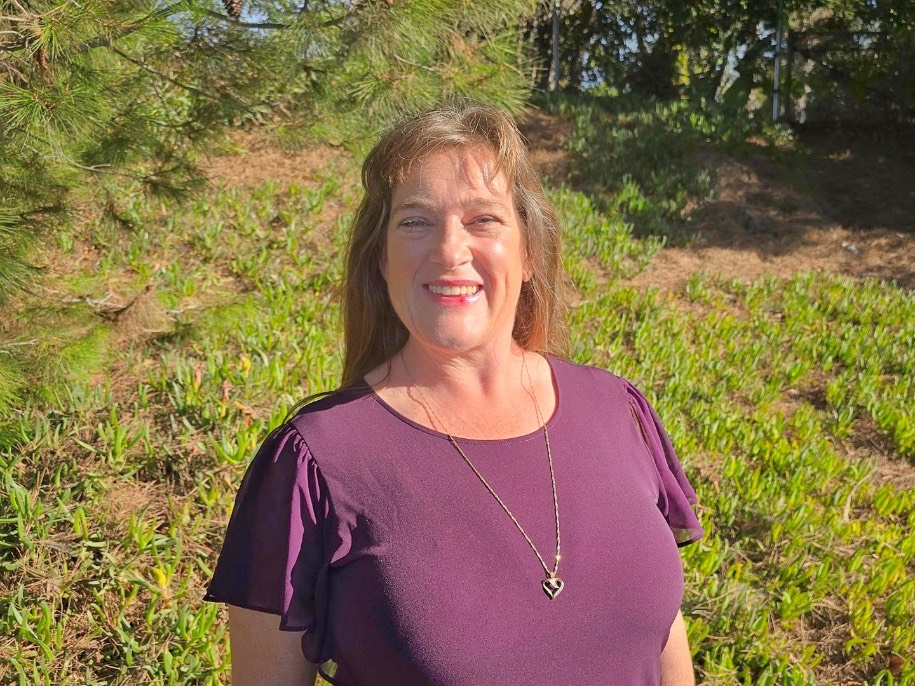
[521,96,914,291]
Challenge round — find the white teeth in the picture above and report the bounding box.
[428,285,480,296]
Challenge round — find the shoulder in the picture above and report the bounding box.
[239,386,375,472]
[549,356,628,396]
[549,358,662,428]
[250,387,373,457]
[551,356,652,401]
[285,385,375,434]
[276,384,385,473]
[230,386,378,512]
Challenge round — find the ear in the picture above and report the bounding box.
[521,244,532,283]
[379,243,388,282]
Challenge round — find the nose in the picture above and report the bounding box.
[430,217,471,269]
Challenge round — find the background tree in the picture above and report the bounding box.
[526,0,915,123]
[0,0,535,411]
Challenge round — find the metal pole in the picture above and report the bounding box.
[773,0,783,122]
[784,30,793,123]
[550,0,560,92]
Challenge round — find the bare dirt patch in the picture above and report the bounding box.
[204,129,354,189]
[624,151,914,292]
[519,106,575,185]
[519,108,915,293]
[96,478,165,533]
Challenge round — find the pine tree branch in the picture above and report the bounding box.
[6,0,33,15]
[19,204,65,219]
[109,46,261,117]
[75,2,185,54]
[108,46,211,99]
[203,7,352,30]
[391,53,438,73]
[0,36,28,51]
[0,339,37,354]
[0,8,32,22]
[6,2,353,60]
[19,125,213,193]
[203,9,289,29]
[15,131,130,180]
[0,58,27,82]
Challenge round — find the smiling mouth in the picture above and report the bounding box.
[427,285,482,296]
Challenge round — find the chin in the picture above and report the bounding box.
[421,336,481,354]
[411,327,488,355]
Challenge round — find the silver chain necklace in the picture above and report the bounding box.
[404,352,564,600]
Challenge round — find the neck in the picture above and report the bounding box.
[397,339,526,404]
[364,338,556,440]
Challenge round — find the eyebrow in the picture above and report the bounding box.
[392,196,512,213]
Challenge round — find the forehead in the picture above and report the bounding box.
[395,146,509,190]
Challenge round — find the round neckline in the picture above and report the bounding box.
[363,354,564,445]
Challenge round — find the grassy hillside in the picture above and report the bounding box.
[1,97,913,685]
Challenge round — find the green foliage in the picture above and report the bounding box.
[0,354,23,417]
[0,0,536,429]
[0,0,534,236]
[0,167,349,685]
[539,92,790,244]
[568,268,915,684]
[0,208,40,302]
[549,187,664,286]
[785,0,915,123]
[1,94,913,685]
[532,0,915,124]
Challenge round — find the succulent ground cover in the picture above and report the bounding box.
[1,100,913,685]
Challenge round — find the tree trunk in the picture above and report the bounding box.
[549,0,560,91]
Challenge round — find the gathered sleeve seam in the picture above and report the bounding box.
[203,422,329,624]
[618,376,704,548]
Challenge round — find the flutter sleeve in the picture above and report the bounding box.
[204,421,333,663]
[622,379,704,547]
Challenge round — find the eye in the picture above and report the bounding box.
[473,215,499,225]
[398,217,430,231]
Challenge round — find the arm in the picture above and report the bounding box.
[660,609,695,686]
[228,605,318,686]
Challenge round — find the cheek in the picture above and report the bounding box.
[498,240,527,280]
[379,228,396,283]
[385,238,425,283]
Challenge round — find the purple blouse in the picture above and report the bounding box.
[204,358,703,685]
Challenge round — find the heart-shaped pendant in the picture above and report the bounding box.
[542,576,564,600]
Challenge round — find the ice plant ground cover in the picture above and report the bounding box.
[1,103,913,686]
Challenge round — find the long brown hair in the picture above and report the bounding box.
[339,104,569,389]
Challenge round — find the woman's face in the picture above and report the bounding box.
[381,147,529,357]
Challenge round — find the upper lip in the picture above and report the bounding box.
[425,279,483,287]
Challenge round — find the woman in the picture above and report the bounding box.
[204,105,704,685]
